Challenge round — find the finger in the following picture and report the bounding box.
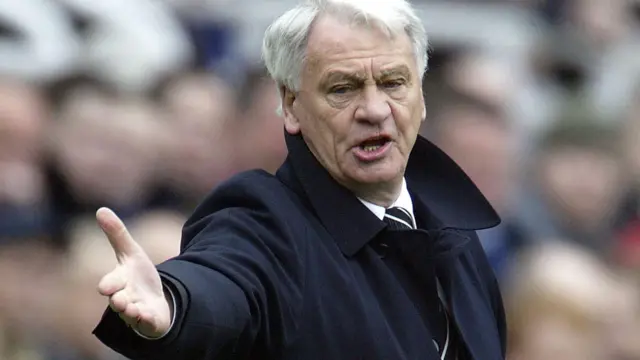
[137,305,154,326]
[109,290,129,313]
[97,269,126,296]
[120,302,141,327]
[96,207,140,262]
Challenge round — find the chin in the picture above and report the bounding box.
[349,163,404,186]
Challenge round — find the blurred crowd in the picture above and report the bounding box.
[0,0,639,359]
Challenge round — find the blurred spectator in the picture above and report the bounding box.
[443,50,516,112]
[0,241,66,360]
[235,68,287,174]
[45,77,166,248]
[0,0,81,83]
[155,70,240,212]
[557,0,634,50]
[55,0,194,94]
[614,84,640,269]
[0,0,195,92]
[517,116,626,259]
[504,241,640,360]
[424,86,530,279]
[160,0,239,72]
[546,0,640,119]
[0,78,52,246]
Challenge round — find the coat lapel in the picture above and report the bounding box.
[434,230,503,360]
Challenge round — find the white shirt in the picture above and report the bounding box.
[358,178,417,229]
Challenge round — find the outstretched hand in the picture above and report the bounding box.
[96,208,172,338]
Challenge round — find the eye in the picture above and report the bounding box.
[381,79,405,89]
[329,84,353,94]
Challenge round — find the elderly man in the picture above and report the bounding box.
[92,0,506,359]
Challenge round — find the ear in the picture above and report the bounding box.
[281,86,301,134]
[420,98,426,123]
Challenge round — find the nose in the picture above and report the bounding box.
[354,84,391,124]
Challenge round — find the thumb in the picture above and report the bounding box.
[96,207,140,263]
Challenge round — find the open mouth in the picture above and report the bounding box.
[358,136,391,152]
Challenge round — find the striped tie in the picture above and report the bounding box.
[383,207,414,230]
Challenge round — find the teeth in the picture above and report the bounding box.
[363,145,380,152]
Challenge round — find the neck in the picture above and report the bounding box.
[351,178,403,208]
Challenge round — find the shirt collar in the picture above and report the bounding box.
[276,132,500,257]
[358,178,417,228]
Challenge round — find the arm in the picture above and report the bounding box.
[93,207,305,359]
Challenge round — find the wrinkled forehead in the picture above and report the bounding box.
[303,14,416,76]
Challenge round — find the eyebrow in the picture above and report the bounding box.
[320,65,413,86]
[320,71,367,88]
[379,65,412,79]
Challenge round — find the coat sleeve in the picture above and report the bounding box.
[92,205,306,359]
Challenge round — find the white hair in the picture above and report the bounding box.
[262,0,429,111]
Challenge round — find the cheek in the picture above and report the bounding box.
[390,102,422,141]
[297,102,348,156]
[395,89,423,122]
[310,101,352,138]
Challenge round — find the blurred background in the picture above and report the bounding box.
[0,0,639,359]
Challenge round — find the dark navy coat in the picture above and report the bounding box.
[94,132,506,360]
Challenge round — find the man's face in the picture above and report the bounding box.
[282,15,425,192]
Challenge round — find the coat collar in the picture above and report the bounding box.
[276,132,500,257]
